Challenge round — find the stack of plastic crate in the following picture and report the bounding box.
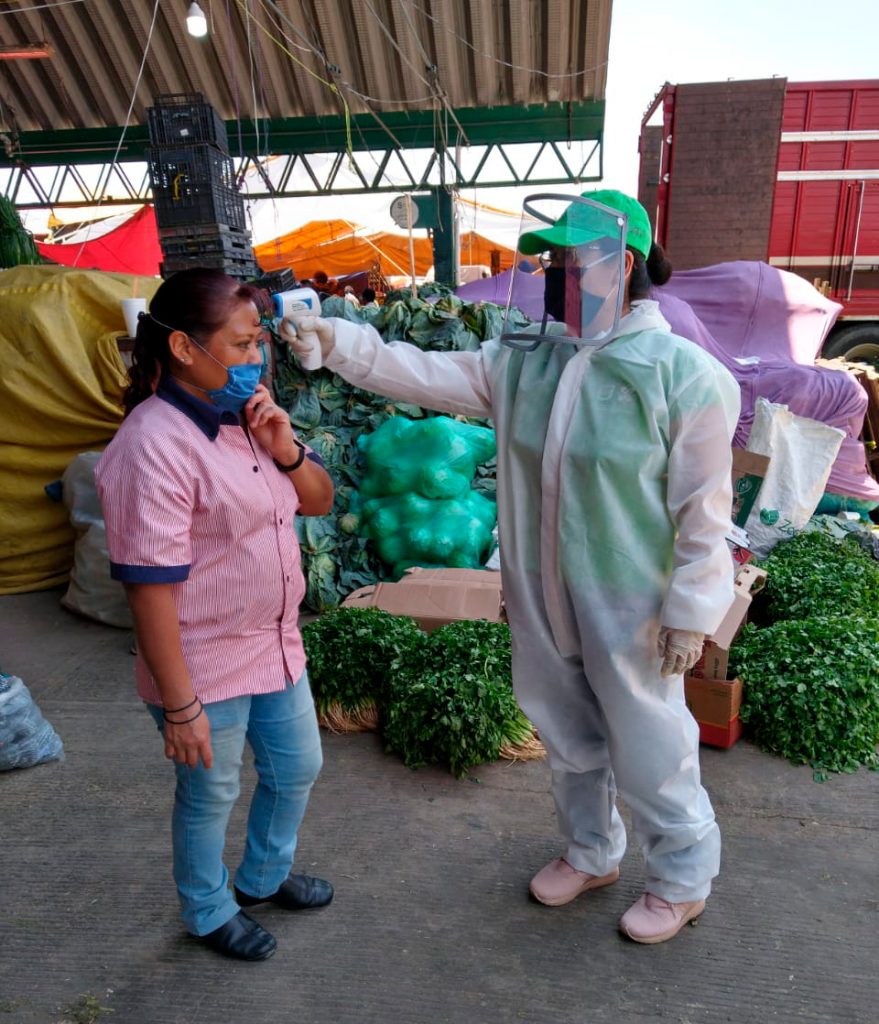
[146,94,258,281]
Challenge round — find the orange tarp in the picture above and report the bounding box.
[254,222,515,278]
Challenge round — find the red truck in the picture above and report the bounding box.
[638,78,879,361]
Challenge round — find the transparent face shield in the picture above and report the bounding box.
[501,194,628,352]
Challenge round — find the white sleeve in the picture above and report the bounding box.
[660,366,741,635]
[324,318,493,420]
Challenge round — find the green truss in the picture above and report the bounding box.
[1,101,604,209]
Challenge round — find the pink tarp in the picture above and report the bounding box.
[457,261,879,503]
[37,206,161,278]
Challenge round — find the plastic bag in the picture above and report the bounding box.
[0,674,64,771]
[60,451,133,628]
[744,398,845,557]
[357,416,496,500]
[360,491,497,577]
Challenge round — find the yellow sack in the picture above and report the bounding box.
[0,265,159,594]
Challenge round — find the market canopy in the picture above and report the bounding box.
[36,206,162,278]
[254,222,515,279]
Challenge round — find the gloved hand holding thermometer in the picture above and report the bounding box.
[273,288,324,370]
[279,310,337,372]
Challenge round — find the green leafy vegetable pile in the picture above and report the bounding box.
[756,531,879,622]
[729,531,879,779]
[383,619,541,778]
[276,293,518,610]
[301,610,543,775]
[302,607,423,732]
[0,197,42,268]
[730,617,879,779]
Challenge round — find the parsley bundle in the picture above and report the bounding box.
[382,620,540,778]
[730,616,879,780]
[302,607,424,732]
[758,531,879,623]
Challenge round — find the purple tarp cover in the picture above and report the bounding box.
[456,260,879,502]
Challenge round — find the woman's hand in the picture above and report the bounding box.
[244,384,298,462]
[163,709,213,769]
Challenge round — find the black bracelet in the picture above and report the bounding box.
[273,440,306,473]
[164,696,199,714]
[164,704,204,725]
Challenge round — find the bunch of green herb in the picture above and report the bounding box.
[302,607,424,731]
[729,617,879,779]
[758,531,879,624]
[382,619,538,777]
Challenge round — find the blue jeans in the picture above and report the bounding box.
[147,672,323,936]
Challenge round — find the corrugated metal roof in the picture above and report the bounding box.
[0,0,611,136]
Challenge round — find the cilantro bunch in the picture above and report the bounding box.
[302,607,423,721]
[382,619,534,778]
[757,531,879,623]
[730,617,879,779]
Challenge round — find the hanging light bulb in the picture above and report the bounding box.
[186,2,208,38]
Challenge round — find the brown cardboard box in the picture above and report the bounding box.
[710,563,767,650]
[684,676,743,728]
[342,569,505,633]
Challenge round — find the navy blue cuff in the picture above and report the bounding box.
[306,451,325,468]
[110,562,190,583]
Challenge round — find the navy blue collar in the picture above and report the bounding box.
[156,375,241,440]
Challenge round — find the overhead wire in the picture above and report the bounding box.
[0,0,88,14]
[71,0,160,267]
[232,0,354,160]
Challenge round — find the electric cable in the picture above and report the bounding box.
[0,0,88,15]
[405,0,609,80]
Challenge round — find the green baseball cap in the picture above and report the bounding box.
[517,189,653,259]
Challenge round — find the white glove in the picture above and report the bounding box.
[657,627,705,677]
[279,315,336,372]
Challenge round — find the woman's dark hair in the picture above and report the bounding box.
[361,287,376,303]
[124,268,264,416]
[628,242,673,301]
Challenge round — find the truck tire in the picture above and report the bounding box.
[821,323,879,364]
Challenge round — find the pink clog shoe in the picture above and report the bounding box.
[619,892,706,943]
[529,857,620,907]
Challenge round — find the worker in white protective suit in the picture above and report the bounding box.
[286,190,740,944]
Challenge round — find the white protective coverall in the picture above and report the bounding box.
[323,299,740,902]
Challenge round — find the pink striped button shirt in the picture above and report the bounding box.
[95,377,316,706]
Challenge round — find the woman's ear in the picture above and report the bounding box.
[623,249,635,282]
[167,329,194,365]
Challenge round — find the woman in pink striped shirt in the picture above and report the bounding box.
[96,268,335,962]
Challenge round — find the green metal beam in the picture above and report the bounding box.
[1,101,603,167]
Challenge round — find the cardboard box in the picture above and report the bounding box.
[342,568,505,633]
[684,675,742,727]
[731,449,770,527]
[710,563,767,650]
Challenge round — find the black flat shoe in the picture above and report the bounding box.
[200,910,277,961]
[235,873,334,911]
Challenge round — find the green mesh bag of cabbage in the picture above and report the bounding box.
[355,415,498,574]
[357,415,496,500]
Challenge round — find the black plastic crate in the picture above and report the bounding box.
[147,93,229,150]
[251,268,298,295]
[160,253,259,281]
[153,188,247,231]
[147,145,236,194]
[160,226,253,260]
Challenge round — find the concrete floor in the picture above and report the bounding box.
[1,588,876,1024]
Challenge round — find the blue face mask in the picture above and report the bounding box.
[190,338,266,412]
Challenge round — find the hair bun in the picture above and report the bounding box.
[646,243,673,286]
